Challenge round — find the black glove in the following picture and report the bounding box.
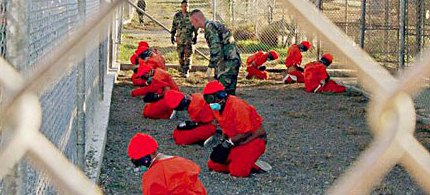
[171,36,175,45]
[192,36,197,45]
[143,93,160,102]
[209,139,234,163]
[296,66,304,72]
[324,76,330,83]
[258,66,266,71]
[177,120,199,130]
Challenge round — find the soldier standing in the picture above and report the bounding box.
[189,9,241,95]
[171,0,198,78]
[137,0,146,25]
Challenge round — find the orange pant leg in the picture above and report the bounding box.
[207,138,266,177]
[284,70,304,83]
[321,80,346,93]
[207,160,230,173]
[173,123,217,145]
[246,67,268,80]
[143,99,173,119]
[228,138,266,177]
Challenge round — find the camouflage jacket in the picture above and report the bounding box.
[171,11,197,44]
[204,20,240,68]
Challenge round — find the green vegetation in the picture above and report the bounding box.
[119,43,136,63]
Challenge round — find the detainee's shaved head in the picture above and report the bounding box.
[190,9,203,17]
[189,9,206,29]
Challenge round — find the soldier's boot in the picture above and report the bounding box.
[181,63,190,78]
[181,67,190,78]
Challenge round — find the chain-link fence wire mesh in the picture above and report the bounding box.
[123,0,303,68]
[279,0,430,193]
[0,0,116,194]
[123,0,427,69]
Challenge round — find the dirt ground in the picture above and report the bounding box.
[99,69,430,194]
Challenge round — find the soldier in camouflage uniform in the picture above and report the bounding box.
[171,0,198,78]
[189,9,241,95]
[137,0,146,24]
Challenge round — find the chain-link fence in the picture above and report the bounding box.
[124,0,428,70]
[318,0,430,69]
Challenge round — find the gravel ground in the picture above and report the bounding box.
[99,70,429,194]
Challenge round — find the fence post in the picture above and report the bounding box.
[359,0,366,48]
[77,0,86,170]
[315,0,322,60]
[384,0,389,53]
[399,0,406,69]
[232,0,235,25]
[2,0,28,193]
[212,0,216,20]
[416,0,424,53]
[345,0,349,34]
[99,1,107,101]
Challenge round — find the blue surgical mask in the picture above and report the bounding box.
[140,166,148,173]
[209,103,221,111]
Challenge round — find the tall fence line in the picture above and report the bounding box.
[0,0,129,194]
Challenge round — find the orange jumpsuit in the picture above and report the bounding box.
[284,44,305,83]
[130,46,147,65]
[131,69,180,119]
[132,68,179,97]
[131,46,166,70]
[131,50,166,87]
[143,156,207,195]
[138,49,166,70]
[173,94,217,145]
[304,61,346,93]
[245,51,270,80]
[207,96,266,177]
[131,73,147,86]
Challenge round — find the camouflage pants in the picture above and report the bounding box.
[215,59,241,95]
[177,43,193,72]
[138,13,144,23]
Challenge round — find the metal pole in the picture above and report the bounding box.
[128,0,210,61]
[229,0,232,24]
[99,41,105,101]
[416,0,424,53]
[212,0,216,20]
[108,15,113,70]
[359,0,366,48]
[384,0,389,53]
[345,0,348,34]
[316,0,322,60]
[232,0,235,25]
[76,0,86,170]
[399,0,406,69]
